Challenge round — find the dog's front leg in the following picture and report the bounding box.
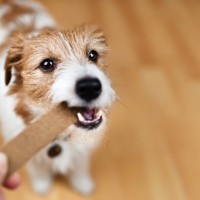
[26,157,53,195]
[68,153,95,195]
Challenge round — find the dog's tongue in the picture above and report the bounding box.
[83,108,97,121]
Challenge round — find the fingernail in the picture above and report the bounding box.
[0,153,7,183]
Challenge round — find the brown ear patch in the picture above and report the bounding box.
[4,33,25,85]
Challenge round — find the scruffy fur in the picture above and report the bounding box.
[0,0,115,195]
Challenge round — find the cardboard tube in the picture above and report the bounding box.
[1,103,76,177]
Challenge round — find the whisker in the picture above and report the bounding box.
[115,98,135,120]
[115,97,131,113]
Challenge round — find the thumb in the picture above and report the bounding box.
[0,153,8,184]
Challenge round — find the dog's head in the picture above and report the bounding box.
[5,25,115,130]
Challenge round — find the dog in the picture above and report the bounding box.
[0,0,115,195]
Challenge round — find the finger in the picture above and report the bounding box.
[0,153,7,184]
[3,173,20,190]
[0,190,4,200]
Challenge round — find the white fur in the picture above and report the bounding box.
[51,62,115,108]
[0,0,115,195]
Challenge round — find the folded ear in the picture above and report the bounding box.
[5,33,25,85]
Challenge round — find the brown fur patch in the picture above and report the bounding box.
[4,32,25,85]
[15,99,33,124]
[1,2,35,25]
[0,1,37,55]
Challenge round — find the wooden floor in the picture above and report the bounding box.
[3,0,200,199]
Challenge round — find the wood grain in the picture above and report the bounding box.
[2,0,200,199]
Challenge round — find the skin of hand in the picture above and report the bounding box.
[0,153,20,200]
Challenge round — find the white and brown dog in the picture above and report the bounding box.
[0,0,115,195]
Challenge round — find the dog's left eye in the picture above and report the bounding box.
[88,50,99,63]
[39,58,55,72]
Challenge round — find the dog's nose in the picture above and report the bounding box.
[76,77,102,101]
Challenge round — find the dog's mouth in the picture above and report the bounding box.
[72,107,103,130]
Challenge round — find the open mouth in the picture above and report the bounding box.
[72,107,103,130]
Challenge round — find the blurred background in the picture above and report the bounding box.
[3,0,200,199]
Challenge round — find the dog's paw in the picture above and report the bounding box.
[69,175,95,195]
[31,178,52,195]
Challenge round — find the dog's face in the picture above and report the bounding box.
[5,25,115,130]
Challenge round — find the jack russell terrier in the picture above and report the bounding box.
[0,0,115,195]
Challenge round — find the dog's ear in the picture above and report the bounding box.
[5,33,25,85]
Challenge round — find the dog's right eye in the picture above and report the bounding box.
[39,58,55,72]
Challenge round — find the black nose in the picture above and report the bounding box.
[76,77,102,101]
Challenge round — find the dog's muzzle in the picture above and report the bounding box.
[69,77,103,130]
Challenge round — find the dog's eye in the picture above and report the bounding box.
[39,58,55,72]
[88,50,99,63]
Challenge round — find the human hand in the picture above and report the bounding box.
[0,153,20,200]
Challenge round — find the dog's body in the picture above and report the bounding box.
[0,0,115,195]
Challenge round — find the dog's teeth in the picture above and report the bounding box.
[77,110,103,124]
[97,110,103,117]
[77,113,85,122]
